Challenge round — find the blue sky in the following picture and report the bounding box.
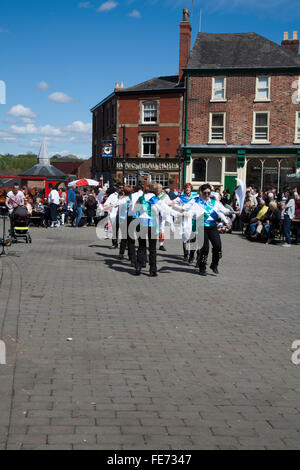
[1,0,300,158]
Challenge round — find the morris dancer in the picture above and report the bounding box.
[103,185,121,249]
[171,183,196,262]
[157,184,170,252]
[118,186,143,265]
[133,182,182,277]
[193,184,239,276]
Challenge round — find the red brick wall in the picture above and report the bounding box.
[78,157,92,179]
[118,93,182,157]
[187,73,300,146]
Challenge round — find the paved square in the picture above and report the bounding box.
[0,226,299,450]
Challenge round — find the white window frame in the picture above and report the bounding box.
[142,101,158,124]
[255,77,271,102]
[141,134,157,157]
[211,77,227,102]
[294,111,300,143]
[209,112,226,143]
[151,174,169,186]
[252,111,270,143]
[127,174,137,187]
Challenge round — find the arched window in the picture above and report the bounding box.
[192,159,206,181]
[207,157,222,182]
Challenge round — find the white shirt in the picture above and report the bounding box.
[48,189,60,205]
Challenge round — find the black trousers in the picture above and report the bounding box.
[184,235,198,262]
[119,216,137,263]
[198,226,222,269]
[50,203,58,223]
[136,226,157,273]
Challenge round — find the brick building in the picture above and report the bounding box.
[182,28,300,192]
[90,13,192,188]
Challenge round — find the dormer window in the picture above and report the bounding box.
[255,77,271,101]
[211,77,226,101]
[142,102,158,123]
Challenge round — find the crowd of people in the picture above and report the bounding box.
[0,183,105,229]
[1,180,299,272]
[240,185,300,246]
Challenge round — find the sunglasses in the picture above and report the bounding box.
[203,191,211,195]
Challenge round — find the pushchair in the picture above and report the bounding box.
[11,206,32,243]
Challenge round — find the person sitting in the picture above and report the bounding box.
[24,197,33,216]
[249,199,269,239]
[57,198,68,226]
[263,201,281,243]
[32,197,45,227]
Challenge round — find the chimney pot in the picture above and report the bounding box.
[115,82,119,89]
[120,81,124,88]
[179,8,192,82]
[281,31,299,54]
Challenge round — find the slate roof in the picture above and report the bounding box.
[117,75,184,93]
[21,164,67,178]
[186,32,300,70]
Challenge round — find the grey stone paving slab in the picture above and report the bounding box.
[0,226,299,449]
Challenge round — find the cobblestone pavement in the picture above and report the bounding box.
[0,226,299,450]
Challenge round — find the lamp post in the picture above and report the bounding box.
[121,125,126,185]
[177,146,184,191]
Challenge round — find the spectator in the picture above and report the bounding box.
[57,198,68,226]
[264,201,281,243]
[32,197,45,227]
[85,195,98,226]
[5,183,25,214]
[75,190,84,227]
[48,184,60,228]
[282,191,295,247]
[249,199,269,238]
[68,186,76,209]
[24,196,33,215]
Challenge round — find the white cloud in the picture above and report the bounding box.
[98,1,118,12]
[128,9,141,18]
[21,117,36,124]
[10,123,64,137]
[7,104,37,119]
[48,92,75,103]
[39,125,64,136]
[65,121,92,134]
[78,1,92,7]
[37,81,49,91]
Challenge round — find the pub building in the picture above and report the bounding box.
[91,9,300,191]
[181,22,300,192]
[90,11,192,188]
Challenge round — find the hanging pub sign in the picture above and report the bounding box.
[101,141,114,158]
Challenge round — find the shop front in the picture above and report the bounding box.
[185,148,300,192]
[246,156,298,191]
[114,158,180,189]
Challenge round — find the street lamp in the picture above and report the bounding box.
[121,125,126,185]
[177,146,185,191]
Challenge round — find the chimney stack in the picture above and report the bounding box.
[281,31,299,54]
[179,8,192,83]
